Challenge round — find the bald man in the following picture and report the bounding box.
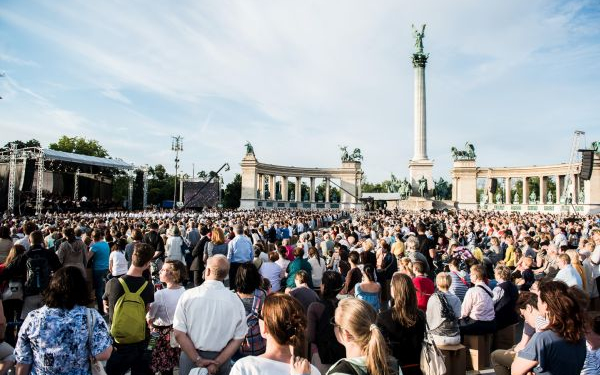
[173,254,247,375]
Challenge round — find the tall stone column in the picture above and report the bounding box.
[310,177,315,202]
[259,174,265,200]
[269,175,276,200]
[295,177,301,202]
[522,177,529,204]
[282,176,288,201]
[555,175,562,203]
[505,177,512,204]
[408,26,433,194]
[325,178,330,203]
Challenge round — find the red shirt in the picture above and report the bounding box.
[413,275,435,311]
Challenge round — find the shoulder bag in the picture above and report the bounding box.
[86,308,107,375]
[420,321,446,375]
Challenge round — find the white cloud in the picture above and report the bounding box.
[0,0,598,182]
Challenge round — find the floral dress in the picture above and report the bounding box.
[15,305,112,375]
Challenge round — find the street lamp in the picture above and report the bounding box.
[171,135,183,209]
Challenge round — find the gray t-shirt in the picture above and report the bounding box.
[518,330,586,375]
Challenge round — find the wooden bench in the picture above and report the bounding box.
[462,334,493,371]
[492,324,516,350]
[437,344,466,375]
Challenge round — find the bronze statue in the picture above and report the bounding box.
[418,176,428,198]
[412,24,426,54]
[244,141,254,155]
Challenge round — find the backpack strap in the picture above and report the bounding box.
[118,277,148,295]
[477,284,493,298]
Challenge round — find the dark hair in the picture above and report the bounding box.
[29,230,44,246]
[294,247,304,258]
[349,251,359,265]
[62,227,76,242]
[43,266,90,309]
[515,291,538,311]
[23,222,37,235]
[413,261,426,274]
[262,294,307,357]
[321,271,343,299]
[235,263,262,294]
[295,270,310,285]
[131,229,143,241]
[0,226,10,240]
[539,281,585,343]
[132,243,154,267]
[362,264,376,282]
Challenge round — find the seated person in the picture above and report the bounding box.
[459,265,496,336]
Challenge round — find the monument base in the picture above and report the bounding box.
[397,196,434,211]
[409,159,434,195]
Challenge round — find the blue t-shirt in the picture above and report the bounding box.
[90,241,110,270]
[518,329,586,375]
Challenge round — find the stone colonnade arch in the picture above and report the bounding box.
[451,154,600,214]
[239,152,363,210]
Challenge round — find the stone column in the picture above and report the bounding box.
[555,175,562,203]
[522,177,529,204]
[282,176,288,201]
[269,175,276,200]
[505,177,512,204]
[539,176,547,204]
[259,174,265,200]
[325,178,331,203]
[295,177,301,202]
[412,51,428,161]
[310,177,315,202]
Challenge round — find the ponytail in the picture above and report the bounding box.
[366,324,392,375]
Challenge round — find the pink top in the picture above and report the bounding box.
[460,282,495,321]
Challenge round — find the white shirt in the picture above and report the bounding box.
[230,356,321,375]
[173,280,247,351]
[166,236,184,262]
[147,286,185,326]
[109,251,128,276]
[259,262,284,292]
[308,257,327,287]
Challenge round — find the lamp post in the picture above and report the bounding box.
[171,136,183,209]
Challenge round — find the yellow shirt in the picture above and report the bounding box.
[504,245,515,267]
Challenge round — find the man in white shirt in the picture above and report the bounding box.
[554,253,583,288]
[459,265,496,335]
[174,255,247,375]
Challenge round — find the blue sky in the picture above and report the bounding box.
[1,0,599,184]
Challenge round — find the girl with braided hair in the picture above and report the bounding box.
[230,293,319,375]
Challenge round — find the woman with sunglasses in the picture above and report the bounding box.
[230,293,320,375]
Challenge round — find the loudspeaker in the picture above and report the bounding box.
[581,150,594,180]
[489,178,498,194]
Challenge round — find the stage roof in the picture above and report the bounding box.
[42,149,134,170]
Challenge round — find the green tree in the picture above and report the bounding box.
[223,174,242,208]
[4,139,41,149]
[49,136,109,157]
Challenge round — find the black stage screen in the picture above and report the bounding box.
[183,181,219,208]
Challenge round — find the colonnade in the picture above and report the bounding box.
[491,175,580,205]
[255,174,334,202]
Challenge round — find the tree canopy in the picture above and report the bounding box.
[49,136,109,158]
[3,139,41,149]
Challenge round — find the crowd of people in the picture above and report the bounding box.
[0,207,597,374]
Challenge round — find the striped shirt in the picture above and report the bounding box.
[449,271,470,302]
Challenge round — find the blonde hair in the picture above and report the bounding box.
[211,227,225,245]
[566,249,587,291]
[435,272,452,291]
[335,298,392,375]
[362,239,374,252]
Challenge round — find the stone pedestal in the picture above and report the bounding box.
[239,153,258,209]
[396,196,434,211]
[584,154,600,214]
[451,160,477,209]
[408,159,434,195]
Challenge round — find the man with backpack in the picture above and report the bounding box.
[1,230,61,319]
[103,243,155,375]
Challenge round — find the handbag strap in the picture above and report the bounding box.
[85,308,95,366]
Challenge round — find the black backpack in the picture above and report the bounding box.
[24,251,50,295]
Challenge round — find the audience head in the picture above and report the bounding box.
[206,254,229,281]
[538,280,585,343]
[43,266,90,309]
[236,263,262,293]
[333,298,393,375]
[260,293,307,357]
